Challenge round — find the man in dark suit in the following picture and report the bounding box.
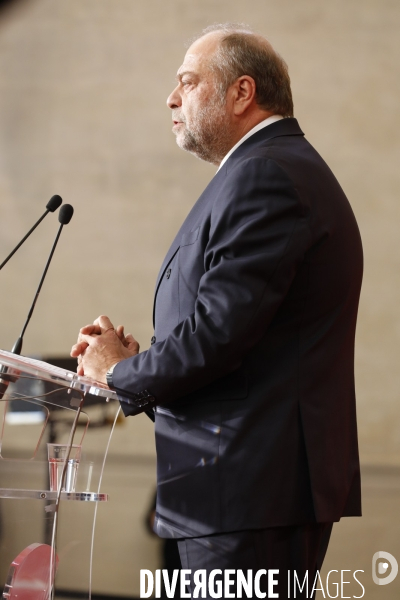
[72,24,363,598]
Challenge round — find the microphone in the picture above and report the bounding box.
[0,203,73,399]
[11,204,74,355]
[0,195,63,271]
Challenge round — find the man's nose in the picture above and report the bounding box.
[167,85,181,109]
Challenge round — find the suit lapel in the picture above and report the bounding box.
[152,244,180,327]
[152,169,225,327]
[152,118,305,328]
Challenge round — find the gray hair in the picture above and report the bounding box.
[193,23,294,117]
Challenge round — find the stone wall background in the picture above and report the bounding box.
[0,0,399,595]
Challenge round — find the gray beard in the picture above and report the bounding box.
[174,104,234,166]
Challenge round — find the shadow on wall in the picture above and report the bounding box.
[0,0,27,14]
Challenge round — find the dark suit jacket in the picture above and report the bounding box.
[113,118,363,539]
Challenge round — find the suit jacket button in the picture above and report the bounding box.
[166,268,171,279]
[151,336,156,345]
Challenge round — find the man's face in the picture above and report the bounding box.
[167,33,234,165]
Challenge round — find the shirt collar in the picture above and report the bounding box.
[217,115,284,172]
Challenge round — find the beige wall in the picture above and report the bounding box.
[0,0,398,464]
[0,0,399,595]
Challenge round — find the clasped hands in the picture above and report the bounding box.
[70,315,139,385]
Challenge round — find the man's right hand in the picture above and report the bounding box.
[70,315,139,383]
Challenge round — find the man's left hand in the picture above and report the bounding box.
[70,315,139,384]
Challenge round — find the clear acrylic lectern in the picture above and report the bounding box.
[0,349,121,600]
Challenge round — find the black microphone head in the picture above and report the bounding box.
[46,195,63,212]
[58,204,74,225]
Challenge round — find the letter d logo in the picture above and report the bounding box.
[372,551,398,585]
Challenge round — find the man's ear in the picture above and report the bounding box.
[231,76,257,116]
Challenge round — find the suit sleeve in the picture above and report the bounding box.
[113,157,311,415]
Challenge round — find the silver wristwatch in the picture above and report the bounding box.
[106,363,118,389]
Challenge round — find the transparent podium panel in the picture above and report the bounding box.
[0,350,121,599]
